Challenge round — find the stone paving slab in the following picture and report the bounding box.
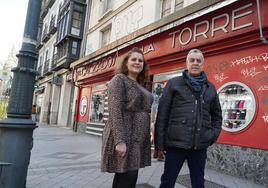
[26,125,265,188]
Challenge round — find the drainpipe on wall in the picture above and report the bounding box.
[256,0,268,44]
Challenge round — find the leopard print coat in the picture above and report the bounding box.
[101,73,153,173]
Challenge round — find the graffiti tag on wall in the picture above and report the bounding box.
[262,113,268,123]
[241,67,262,78]
[231,52,268,67]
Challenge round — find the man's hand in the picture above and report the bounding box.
[115,143,127,158]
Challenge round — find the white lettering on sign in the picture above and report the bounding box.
[194,20,209,41]
[179,27,192,45]
[211,13,229,37]
[169,30,180,48]
[140,43,155,55]
[169,3,253,48]
[76,52,118,80]
[232,3,253,31]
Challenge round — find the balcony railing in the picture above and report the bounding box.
[40,0,56,18]
[37,66,43,76]
[36,42,44,50]
[51,54,58,70]
[49,16,57,35]
[59,0,70,13]
[47,0,56,9]
[42,26,50,43]
[40,1,49,19]
[43,59,52,75]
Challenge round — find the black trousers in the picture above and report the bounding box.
[160,147,207,188]
[112,170,138,188]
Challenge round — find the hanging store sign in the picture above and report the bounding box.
[75,52,118,81]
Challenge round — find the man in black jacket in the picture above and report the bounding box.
[154,49,222,188]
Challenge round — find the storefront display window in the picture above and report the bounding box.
[218,82,256,132]
[151,70,183,143]
[151,70,183,123]
[89,84,107,124]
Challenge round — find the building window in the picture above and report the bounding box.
[52,45,57,64]
[38,56,43,74]
[71,41,78,55]
[39,56,43,67]
[101,25,111,47]
[161,0,184,18]
[175,0,183,11]
[45,50,49,61]
[89,84,107,124]
[57,7,70,42]
[101,0,112,15]
[57,42,68,59]
[161,0,171,18]
[71,11,82,36]
[56,1,86,61]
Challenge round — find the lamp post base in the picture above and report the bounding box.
[0,118,37,188]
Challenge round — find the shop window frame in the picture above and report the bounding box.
[218,81,256,133]
[88,84,107,125]
[160,0,184,18]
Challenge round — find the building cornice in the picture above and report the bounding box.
[71,0,226,68]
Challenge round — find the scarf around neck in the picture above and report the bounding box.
[183,70,207,96]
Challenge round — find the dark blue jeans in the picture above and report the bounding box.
[159,147,207,188]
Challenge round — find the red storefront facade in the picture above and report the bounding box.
[73,0,267,184]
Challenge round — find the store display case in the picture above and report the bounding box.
[218,82,256,132]
[89,84,107,124]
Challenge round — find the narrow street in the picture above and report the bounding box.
[26,125,264,188]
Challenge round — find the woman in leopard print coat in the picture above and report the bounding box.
[101,48,153,188]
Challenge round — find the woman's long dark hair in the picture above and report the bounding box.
[116,47,149,84]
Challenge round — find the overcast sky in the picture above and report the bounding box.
[0,0,28,62]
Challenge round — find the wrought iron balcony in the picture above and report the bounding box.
[36,42,44,50]
[51,54,58,70]
[59,0,70,13]
[49,15,57,35]
[43,60,52,75]
[40,1,49,19]
[36,65,44,80]
[41,25,50,43]
[37,65,42,74]
[47,0,56,9]
[40,0,56,19]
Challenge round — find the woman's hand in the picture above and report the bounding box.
[115,142,127,158]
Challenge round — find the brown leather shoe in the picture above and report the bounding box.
[157,150,164,161]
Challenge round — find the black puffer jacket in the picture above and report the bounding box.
[154,75,222,150]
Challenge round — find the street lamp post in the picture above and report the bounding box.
[0,0,41,187]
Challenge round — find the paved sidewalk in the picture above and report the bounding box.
[26,125,265,188]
